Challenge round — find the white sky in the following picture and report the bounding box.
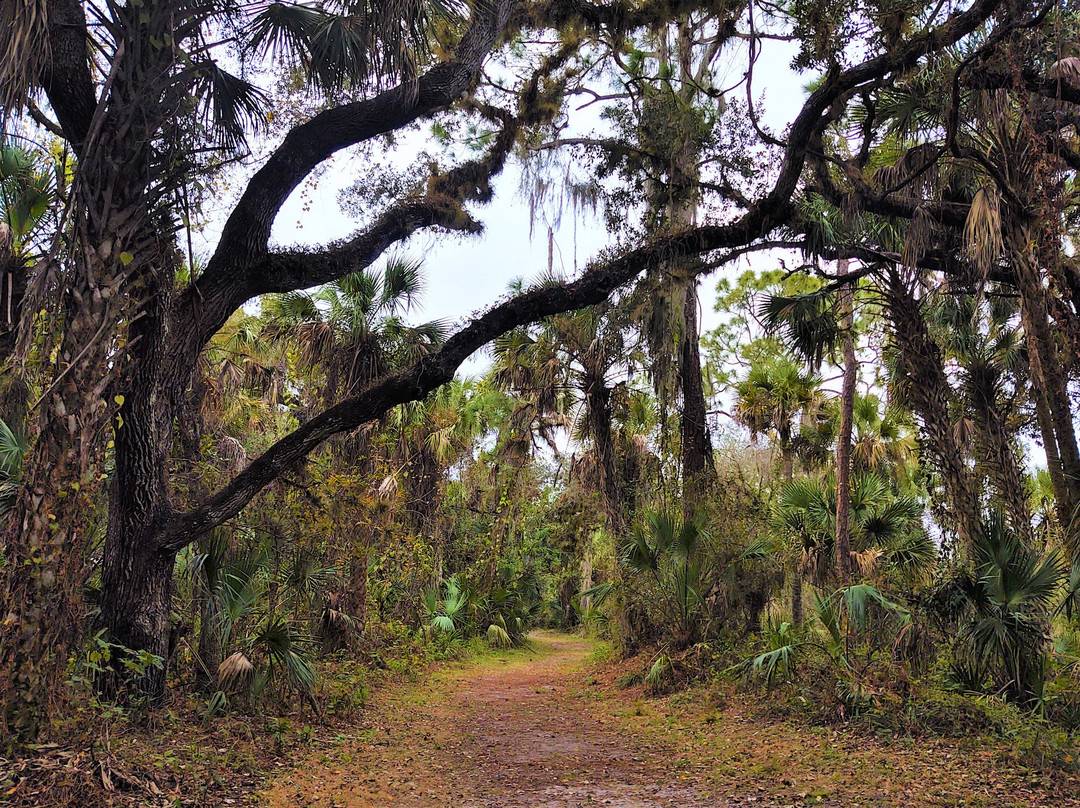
[206,39,812,375]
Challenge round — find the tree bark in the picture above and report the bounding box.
[1009,224,1080,531]
[885,272,982,549]
[680,280,715,513]
[967,364,1033,542]
[586,373,623,537]
[195,581,221,690]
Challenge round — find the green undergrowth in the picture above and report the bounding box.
[583,640,1080,807]
[1,626,509,808]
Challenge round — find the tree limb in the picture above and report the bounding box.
[156,0,1008,552]
[40,0,97,152]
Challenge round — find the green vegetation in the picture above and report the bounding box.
[1,0,1080,804]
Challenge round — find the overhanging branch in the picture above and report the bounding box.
[157,0,1007,552]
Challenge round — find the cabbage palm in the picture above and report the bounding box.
[928,292,1033,541]
[386,378,507,543]
[953,510,1066,704]
[264,256,447,406]
[773,472,934,586]
[492,300,634,535]
[735,359,824,624]
[197,311,292,441]
[246,0,466,95]
[734,359,823,482]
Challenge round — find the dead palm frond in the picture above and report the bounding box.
[376,474,399,500]
[963,185,1003,279]
[217,436,247,470]
[0,0,48,125]
[1050,57,1080,85]
[218,651,255,692]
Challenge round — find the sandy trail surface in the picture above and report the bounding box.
[262,632,736,807]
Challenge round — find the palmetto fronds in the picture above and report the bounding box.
[0,416,28,516]
[251,619,316,696]
[759,290,840,370]
[190,61,270,148]
[952,510,1066,704]
[0,142,58,261]
[617,508,713,649]
[773,472,933,583]
[0,0,48,124]
[735,620,799,691]
[191,536,323,702]
[218,651,255,692]
[1050,57,1080,85]
[424,570,539,647]
[734,360,822,445]
[247,0,467,94]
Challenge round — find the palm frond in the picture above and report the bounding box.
[190,60,269,148]
[246,0,466,94]
[760,289,840,370]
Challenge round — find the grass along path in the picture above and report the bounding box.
[261,631,722,807]
[261,631,1080,807]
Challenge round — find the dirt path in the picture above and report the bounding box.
[262,632,728,807]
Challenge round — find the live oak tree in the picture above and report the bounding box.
[0,0,1022,745]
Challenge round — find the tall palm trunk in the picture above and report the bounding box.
[585,371,622,537]
[834,259,856,578]
[680,280,714,511]
[885,273,981,548]
[0,259,121,741]
[1009,224,1080,530]
[968,368,1033,542]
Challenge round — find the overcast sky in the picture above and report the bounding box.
[197,38,810,375]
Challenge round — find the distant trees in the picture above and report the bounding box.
[0,0,1062,746]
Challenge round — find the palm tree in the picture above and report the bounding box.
[735,358,823,624]
[0,416,28,518]
[773,472,935,588]
[198,310,292,441]
[263,255,447,407]
[760,255,860,577]
[492,298,635,536]
[246,0,466,96]
[849,393,920,492]
[0,140,60,408]
[734,359,823,482]
[387,377,506,542]
[952,511,1066,704]
[618,508,714,651]
[928,293,1033,540]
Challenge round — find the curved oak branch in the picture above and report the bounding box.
[157,0,1005,553]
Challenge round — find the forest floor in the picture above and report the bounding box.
[259,631,1080,808]
[7,631,1077,806]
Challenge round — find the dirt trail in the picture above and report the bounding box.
[263,632,731,807]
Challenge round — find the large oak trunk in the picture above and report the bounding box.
[97,541,176,697]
